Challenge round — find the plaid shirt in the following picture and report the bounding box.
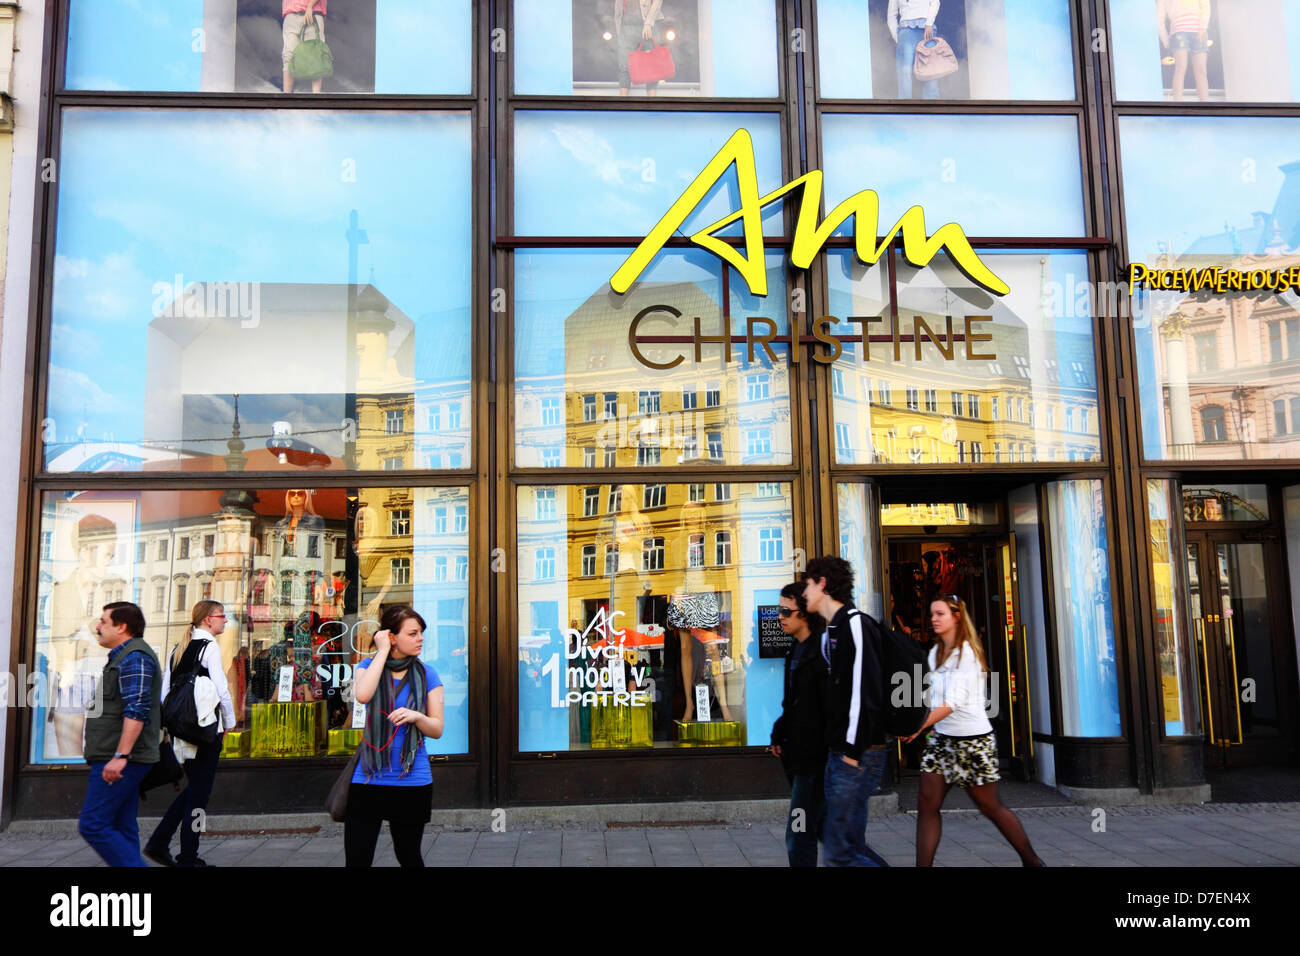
[108,642,157,723]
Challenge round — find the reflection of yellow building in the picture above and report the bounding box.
[834,257,1101,466]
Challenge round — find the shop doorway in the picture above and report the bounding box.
[881,503,1033,781]
[1182,484,1298,768]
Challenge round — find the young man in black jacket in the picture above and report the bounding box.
[769,582,827,867]
[804,556,889,867]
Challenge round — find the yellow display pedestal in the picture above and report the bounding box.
[220,730,251,759]
[250,702,328,758]
[591,702,653,749]
[675,720,744,747]
[328,728,364,755]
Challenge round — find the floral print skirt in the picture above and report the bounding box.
[920,731,1001,788]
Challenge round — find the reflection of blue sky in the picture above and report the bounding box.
[818,0,1072,99]
[50,109,470,446]
[514,111,784,236]
[1108,0,1164,101]
[515,0,778,96]
[66,0,471,93]
[821,114,1084,236]
[1120,116,1300,259]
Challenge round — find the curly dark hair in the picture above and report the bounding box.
[802,556,855,605]
[780,581,826,634]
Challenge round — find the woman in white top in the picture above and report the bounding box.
[902,594,1044,866]
[144,600,236,868]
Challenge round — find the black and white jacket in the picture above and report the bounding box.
[820,605,887,760]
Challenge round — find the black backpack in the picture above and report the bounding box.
[849,609,931,738]
[161,639,218,746]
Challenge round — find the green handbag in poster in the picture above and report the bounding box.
[290,19,333,81]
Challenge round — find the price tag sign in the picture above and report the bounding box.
[276,665,294,702]
[694,684,711,723]
[610,658,627,693]
[351,699,367,730]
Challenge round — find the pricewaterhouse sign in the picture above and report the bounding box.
[610,128,1011,299]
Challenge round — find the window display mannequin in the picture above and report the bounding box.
[614,0,664,96]
[276,488,324,555]
[1157,0,1211,102]
[670,500,734,723]
[888,0,941,100]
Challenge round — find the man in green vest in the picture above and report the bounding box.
[78,601,161,867]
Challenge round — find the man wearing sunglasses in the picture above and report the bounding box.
[803,556,889,867]
[770,583,828,867]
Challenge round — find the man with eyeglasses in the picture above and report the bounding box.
[770,583,828,867]
[803,556,890,867]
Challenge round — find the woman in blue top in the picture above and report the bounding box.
[344,605,444,867]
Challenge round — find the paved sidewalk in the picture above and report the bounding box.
[2,802,1297,867]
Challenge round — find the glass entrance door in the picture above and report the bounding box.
[1186,534,1285,764]
[884,534,1032,779]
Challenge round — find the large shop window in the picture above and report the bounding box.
[834,484,882,619]
[1045,480,1121,737]
[1145,479,1202,738]
[827,251,1100,465]
[46,110,471,473]
[513,110,784,237]
[515,249,793,467]
[1121,116,1300,462]
[816,0,1076,101]
[1111,0,1300,103]
[65,0,472,94]
[516,483,792,751]
[514,0,779,97]
[29,486,471,765]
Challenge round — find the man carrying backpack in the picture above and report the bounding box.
[803,556,889,867]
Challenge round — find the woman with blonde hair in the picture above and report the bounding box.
[902,594,1044,866]
[145,600,235,867]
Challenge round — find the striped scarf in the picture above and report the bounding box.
[359,654,427,780]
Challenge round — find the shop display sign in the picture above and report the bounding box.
[1127,263,1300,295]
[611,128,1011,298]
[757,605,791,659]
[539,607,651,709]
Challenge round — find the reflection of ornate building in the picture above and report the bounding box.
[834,257,1101,465]
[514,279,792,468]
[1150,161,1300,460]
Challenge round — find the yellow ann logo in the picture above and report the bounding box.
[610,128,1009,298]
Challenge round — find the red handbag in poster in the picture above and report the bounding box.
[627,39,675,86]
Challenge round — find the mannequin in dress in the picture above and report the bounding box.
[671,501,734,723]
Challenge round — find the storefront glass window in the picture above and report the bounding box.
[1008,485,1054,746]
[816,0,1076,101]
[514,249,792,467]
[65,0,473,94]
[1045,479,1121,737]
[46,109,471,473]
[514,0,779,97]
[1111,0,1300,103]
[513,110,784,236]
[820,114,1086,237]
[835,483,883,619]
[1121,116,1300,462]
[516,482,792,751]
[29,486,471,765]
[827,251,1100,466]
[1147,479,1203,737]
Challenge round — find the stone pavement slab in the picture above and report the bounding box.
[2,802,1297,867]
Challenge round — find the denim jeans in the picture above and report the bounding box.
[79,761,154,867]
[785,771,825,867]
[896,25,940,99]
[148,735,221,864]
[822,748,888,866]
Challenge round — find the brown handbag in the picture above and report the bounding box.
[914,36,959,82]
[325,747,360,822]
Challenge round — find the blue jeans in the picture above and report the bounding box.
[79,761,154,867]
[785,771,825,867]
[148,735,221,864]
[823,748,888,866]
[896,26,940,99]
